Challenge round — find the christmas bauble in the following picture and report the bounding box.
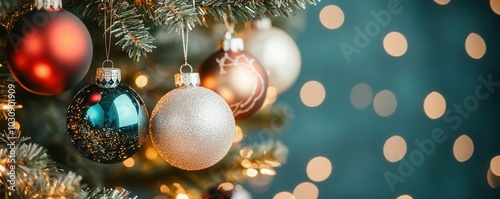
[202,182,252,199]
[150,73,235,170]
[238,17,301,94]
[67,68,148,164]
[6,7,93,95]
[198,36,268,120]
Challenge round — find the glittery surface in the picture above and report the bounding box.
[150,85,236,170]
[67,84,149,164]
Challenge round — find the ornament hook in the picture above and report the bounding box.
[180,63,193,74]
[101,60,114,68]
[222,13,235,35]
[102,0,114,66]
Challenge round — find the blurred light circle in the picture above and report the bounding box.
[453,134,474,162]
[423,91,447,119]
[491,156,500,176]
[307,156,333,182]
[491,0,500,15]
[300,81,326,107]
[135,74,149,88]
[319,5,345,29]
[383,32,408,57]
[293,182,319,199]
[465,33,486,59]
[434,0,451,5]
[384,135,407,162]
[274,192,294,199]
[487,168,500,188]
[397,195,413,199]
[373,90,397,117]
[350,83,373,110]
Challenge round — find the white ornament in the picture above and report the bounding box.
[239,17,301,94]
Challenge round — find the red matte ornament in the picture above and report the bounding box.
[6,8,93,95]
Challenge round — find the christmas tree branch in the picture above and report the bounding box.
[0,0,23,15]
[0,135,137,198]
[111,1,156,61]
[155,0,318,32]
[237,104,293,133]
[76,0,156,61]
[0,0,32,29]
[83,187,137,199]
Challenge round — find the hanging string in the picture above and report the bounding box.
[102,0,114,68]
[180,27,193,73]
[222,13,235,34]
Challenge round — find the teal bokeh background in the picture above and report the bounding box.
[254,0,500,198]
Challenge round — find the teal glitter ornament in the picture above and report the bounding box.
[67,68,148,163]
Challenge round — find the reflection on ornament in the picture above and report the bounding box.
[67,68,148,163]
[199,36,268,120]
[239,17,300,94]
[6,5,93,95]
[150,73,235,170]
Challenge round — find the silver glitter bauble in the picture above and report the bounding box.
[150,73,235,170]
[239,17,301,94]
[67,68,148,164]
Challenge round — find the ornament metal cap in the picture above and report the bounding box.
[221,32,244,52]
[35,0,62,10]
[175,73,200,87]
[252,17,272,30]
[96,68,121,88]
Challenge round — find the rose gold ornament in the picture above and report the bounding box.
[198,34,268,120]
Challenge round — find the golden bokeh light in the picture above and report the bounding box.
[397,194,413,199]
[487,168,500,189]
[160,184,170,193]
[300,81,326,108]
[373,90,397,117]
[383,32,408,57]
[453,134,474,162]
[260,168,277,176]
[261,87,278,110]
[491,0,500,15]
[219,182,235,191]
[350,83,373,110]
[145,147,158,160]
[153,195,169,199]
[176,193,189,199]
[383,135,407,162]
[123,158,135,168]
[234,126,244,143]
[246,168,259,177]
[465,33,486,59]
[293,182,319,199]
[135,74,149,88]
[273,191,295,199]
[319,5,345,29]
[434,0,451,5]
[490,156,500,176]
[423,91,447,119]
[306,156,333,182]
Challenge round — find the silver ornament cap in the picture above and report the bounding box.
[96,68,121,88]
[252,17,272,30]
[36,0,62,10]
[175,73,200,87]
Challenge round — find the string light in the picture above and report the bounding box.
[123,158,135,168]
